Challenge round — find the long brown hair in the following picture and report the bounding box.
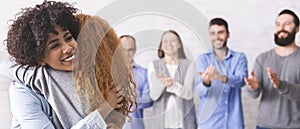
[157,30,186,59]
[73,14,136,121]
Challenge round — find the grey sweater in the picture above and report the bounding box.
[0,59,107,129]
[247,48,300,128]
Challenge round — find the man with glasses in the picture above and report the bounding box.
[120,35,153,129]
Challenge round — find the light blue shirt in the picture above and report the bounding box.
[123,63,152,129]
[196,48,248,129]
[9,81,55,129]
[9,81,107,129]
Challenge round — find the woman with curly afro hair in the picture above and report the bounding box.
[1,1,136,129]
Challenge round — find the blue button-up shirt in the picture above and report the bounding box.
[123,63,153,129]
[196,48,248,129]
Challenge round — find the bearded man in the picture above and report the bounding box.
[245,9,300,129]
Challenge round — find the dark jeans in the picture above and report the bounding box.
[256,126,271,129]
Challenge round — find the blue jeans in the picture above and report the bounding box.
[256,126,271,129]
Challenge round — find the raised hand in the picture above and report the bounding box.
[198,65,223,86]
[211,67,223,81]
[244,71,259,90]
[266,67,281,89]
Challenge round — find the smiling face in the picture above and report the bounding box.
[161,32,182,56]
[40,25,77,71]
[209,24,230,50]
[274,14,299,46]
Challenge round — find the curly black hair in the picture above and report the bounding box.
[6,1,79,66]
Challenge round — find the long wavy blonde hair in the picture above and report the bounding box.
[73,14,136,124]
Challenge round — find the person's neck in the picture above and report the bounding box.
[274,42,298,57]
[214,46,227,61]
[164,54,179,65]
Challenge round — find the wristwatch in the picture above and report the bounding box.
[221,75,228,83]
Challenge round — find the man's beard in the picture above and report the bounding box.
[274,29,296,46]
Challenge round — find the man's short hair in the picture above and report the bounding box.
[278,9,299,27]
[209,18,229,32]
[119,35,136,48]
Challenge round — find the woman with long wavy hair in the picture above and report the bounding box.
[74,14,137,128]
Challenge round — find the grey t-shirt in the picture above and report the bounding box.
[248,47,300,128]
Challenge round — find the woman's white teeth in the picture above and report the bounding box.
[64,55,74,61]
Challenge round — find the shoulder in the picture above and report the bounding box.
[227,49,248,62]
[294,47,300,56]
[9,81,36,96]
[256,49,273,61]
[134,64,147,73]
[9,82,44,109]
[196,52,210,61]
[228,49,246,57]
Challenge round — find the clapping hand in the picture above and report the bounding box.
[198,65,223,86]
[266,67,281,89]
[244,71,259,90]
[156,73,173,87]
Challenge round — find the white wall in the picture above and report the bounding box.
[1,0,299,128]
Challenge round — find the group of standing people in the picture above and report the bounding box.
[196,9,300,129]
[123,8,300,129]
[1,1,300,129]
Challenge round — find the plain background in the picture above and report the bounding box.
[1,0,300,129]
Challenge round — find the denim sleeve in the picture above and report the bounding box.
[226,53,248,88]
[137,70,153,109]
[71,110,107,129]
[9,82,55,129]
[195,54,210,97]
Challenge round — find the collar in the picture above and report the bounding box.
[208,47,233,60]
[131,61,138,69]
